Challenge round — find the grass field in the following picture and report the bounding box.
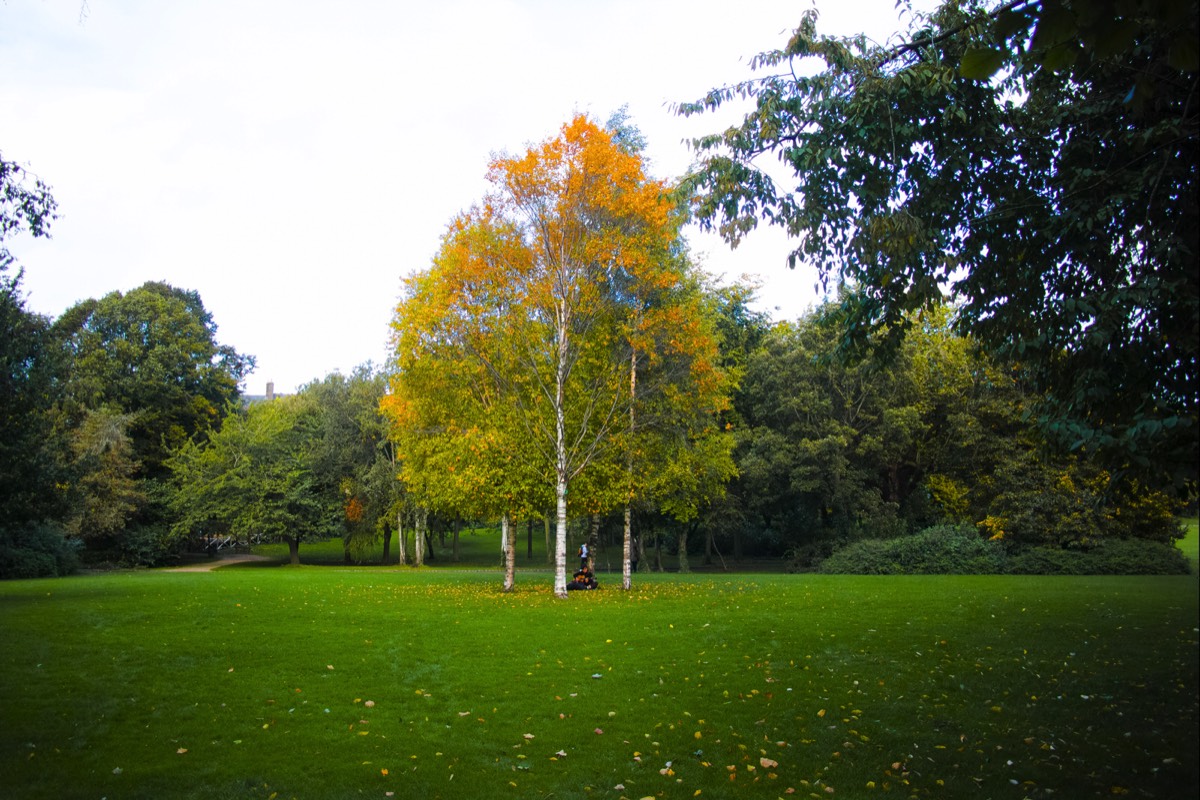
[1,555,1196,799]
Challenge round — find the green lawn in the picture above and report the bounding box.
[1179,517,1199,570]
[1,564,1196,799]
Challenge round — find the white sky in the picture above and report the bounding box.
[2,0,929,394]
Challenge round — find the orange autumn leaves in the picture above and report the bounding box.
[387,115,730,544]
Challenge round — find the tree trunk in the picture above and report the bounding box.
[553,319,570,599]
[500,518,508,567]
[526,518,533,561]
[413,508,425,567]
[343,535,352,565]
[544,514,552,565]
[704,527,713,565]
[382,526,392,566]
[452,519,460,562]
[678,522,696,574]
[588,514,599,572]
[396,510,407,566]
[622,504,632,590]
[653,530,663,572]
[623,343,637,591]
[502,514,516,592]
[287,535,300,565]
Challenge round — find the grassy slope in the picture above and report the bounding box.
[1,567,1196,800]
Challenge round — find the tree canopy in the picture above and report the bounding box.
[678,0,1198,490]
[387,115,731,595]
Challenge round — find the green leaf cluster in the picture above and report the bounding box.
[679,0,1199,491]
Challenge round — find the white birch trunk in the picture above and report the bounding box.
[414,507,426,567]
[623,346,636,590]
[553,298,570,598]
[502,514,516,592]
[623,505,632,591]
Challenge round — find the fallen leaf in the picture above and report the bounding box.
[364,700,375,708]
[523,733,535,739]
[760,757,778,768]
[594,728,604,735]
[176,748,187,755]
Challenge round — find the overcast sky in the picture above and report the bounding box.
[3,0,929,394]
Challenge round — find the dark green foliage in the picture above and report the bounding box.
[0,152,57,267]
[1,155,64,533]
[679,0,1199,490]
[819,524,1191,575]
[1007,538,1192,575]
[168,393,342,563]
[0,523,78,579]
[0,269,66,529]
[53,282,254,479]
[817,524,1008,574]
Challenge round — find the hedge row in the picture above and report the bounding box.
[0,523,81,580]
[817,524,1191,575]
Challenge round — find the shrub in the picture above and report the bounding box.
[1007,539,1191,576]
[817,523,1192,576]
[116,523,180,567]
[818,525,1006,574]
[0,523,80,579]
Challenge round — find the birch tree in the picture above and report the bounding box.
[389,115,725,597]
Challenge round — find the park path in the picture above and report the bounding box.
[165,553,273,572]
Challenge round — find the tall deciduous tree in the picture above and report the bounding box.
[389,115,729,596]
[678,0,1198,490]
[53,282,254,479]
[168,393,339,564]
[1,154,62,532]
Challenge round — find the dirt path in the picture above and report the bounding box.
[166,553,273,572]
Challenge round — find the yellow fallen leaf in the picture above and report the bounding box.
[817,709,826,718]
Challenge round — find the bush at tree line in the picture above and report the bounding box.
[816,525,1191,576]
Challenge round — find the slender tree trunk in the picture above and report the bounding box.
[452,519,460,562]
[704,527,713,565]
[396,511,407,566]
[500,518,508,567]
[653,530,663,572]
[553,312,570,599]
[287,535,300,565]
[622,505,632,590]
[678,522,696,574]
[343,535,352,565]
[623,346,636,590]
[588,514,599,572]
[414,508,425,567]
[382,526,392,566]
[502,514,516,592]
[527,518,533,561]
[544,514,552,565]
